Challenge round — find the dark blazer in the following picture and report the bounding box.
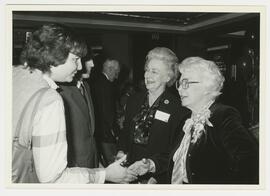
[166,102,259,184]
[118,89,190,183]
[92,73,118,143]
[59,81,99,168]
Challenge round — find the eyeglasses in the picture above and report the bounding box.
[175,79,200,90]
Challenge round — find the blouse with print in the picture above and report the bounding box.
[132,92,165,145]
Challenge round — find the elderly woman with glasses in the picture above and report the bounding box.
[129,56,259,184]
[116,47,190,183]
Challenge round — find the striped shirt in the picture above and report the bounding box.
[13,66,105,183]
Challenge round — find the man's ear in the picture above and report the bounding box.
[50,65,55,72]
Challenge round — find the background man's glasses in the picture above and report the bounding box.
[176,79,200,89]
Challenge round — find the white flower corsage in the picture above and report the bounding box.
[191,109,213,144]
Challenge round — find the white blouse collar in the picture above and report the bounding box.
[42,74,59,90]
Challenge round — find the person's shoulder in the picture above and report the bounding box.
[210,102,241,122]
[93,73,108,86]
[59,82,77,90]
[13,65,25,72]
[12,65,21,73]
[128,91,146,102]
[211,102,239,114]
[39,88,63,108]
[163,90,181,105]
[58,82,78,96]
[163,90,189,112]
[96,73,107,80]
[157,91,190,124]
[46,88,62,100]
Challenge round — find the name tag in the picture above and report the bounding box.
[154,110,170,123]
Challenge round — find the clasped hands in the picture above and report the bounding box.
[105,151,151,183]
[128,158,151,176]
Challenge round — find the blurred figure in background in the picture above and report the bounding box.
[92,59,121,167]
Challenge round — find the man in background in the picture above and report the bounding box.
[92,59,121,167]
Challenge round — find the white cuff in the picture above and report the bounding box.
[148,159,156,173]
[96,170,106,184]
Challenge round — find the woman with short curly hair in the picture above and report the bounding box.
[169,56,259,184]
[117,47,190,183]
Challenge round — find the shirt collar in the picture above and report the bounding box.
[76,79,83,89]
[102,72,110,81]
[42,74,59,90]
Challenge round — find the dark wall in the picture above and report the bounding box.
[102,33,132,69]
[176,36,206,61]
[131,32,176,85]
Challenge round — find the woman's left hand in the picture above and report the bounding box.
[128,158,151,176]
